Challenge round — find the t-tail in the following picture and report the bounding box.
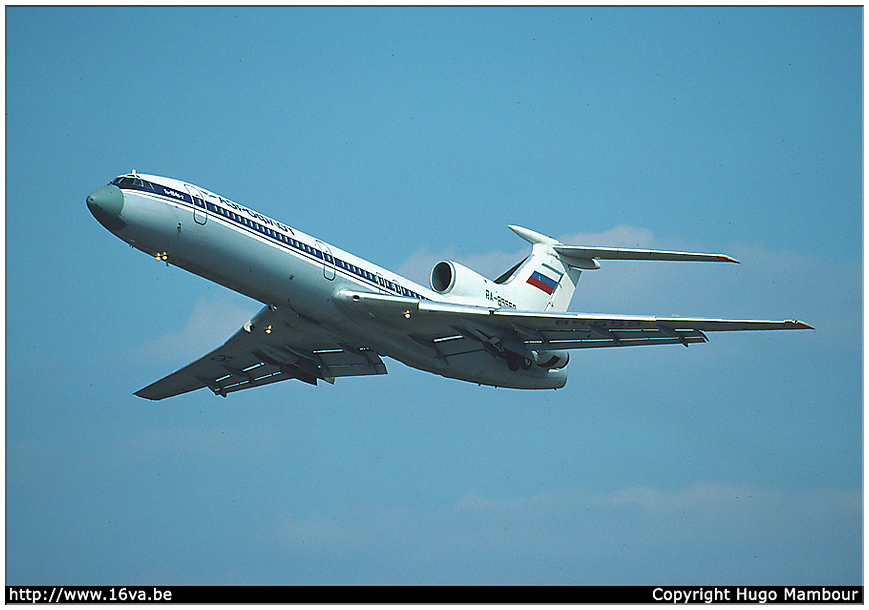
[500,225,739,312]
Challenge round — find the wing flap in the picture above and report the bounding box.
[136,305,387,400]
[336,289,812,357]
[492,310,811,348]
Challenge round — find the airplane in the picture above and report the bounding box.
[86,172,812,400]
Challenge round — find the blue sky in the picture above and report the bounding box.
[6,6,862,585]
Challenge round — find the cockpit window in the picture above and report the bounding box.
[112,176,154,191]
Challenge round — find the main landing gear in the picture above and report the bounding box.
[507,354,533,371]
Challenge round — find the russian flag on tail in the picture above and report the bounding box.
[526,270,559,295]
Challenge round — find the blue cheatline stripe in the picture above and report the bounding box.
[117,180,427,301]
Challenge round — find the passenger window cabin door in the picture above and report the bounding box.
[315,240,336,281]
[376,273,388,294]
[184,184,208,225]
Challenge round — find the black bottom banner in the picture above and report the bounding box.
[4,585,864,604]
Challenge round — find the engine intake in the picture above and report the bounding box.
[430,260,491,299]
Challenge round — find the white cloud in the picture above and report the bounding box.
[590,482,863,552]
[275,503,413,554]
[558,225,657,249]
[128,295,259,364]
[267,481,861,583]
[396,244,525,287]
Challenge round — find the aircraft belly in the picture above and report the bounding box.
[401,349,567,389]
[329,315,567,390]
[436,353,568,389]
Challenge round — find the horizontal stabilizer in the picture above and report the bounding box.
[508,225,738,267]
[554,244,739,264]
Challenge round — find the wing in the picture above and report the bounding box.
[335,289,812,361]
[135,305,387,400]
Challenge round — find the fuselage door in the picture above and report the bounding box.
[184,184,208,225]
[376,273,387,294]
[315,240,336,281]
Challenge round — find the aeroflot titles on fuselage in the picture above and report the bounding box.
[111,176,427,301]
[115,176,294,234]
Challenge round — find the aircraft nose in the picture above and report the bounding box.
[86,184,126,231]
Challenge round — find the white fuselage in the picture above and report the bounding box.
[88,173,568,389]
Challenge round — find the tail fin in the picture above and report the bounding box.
[499,226,739,312]
[497,226,582,312]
